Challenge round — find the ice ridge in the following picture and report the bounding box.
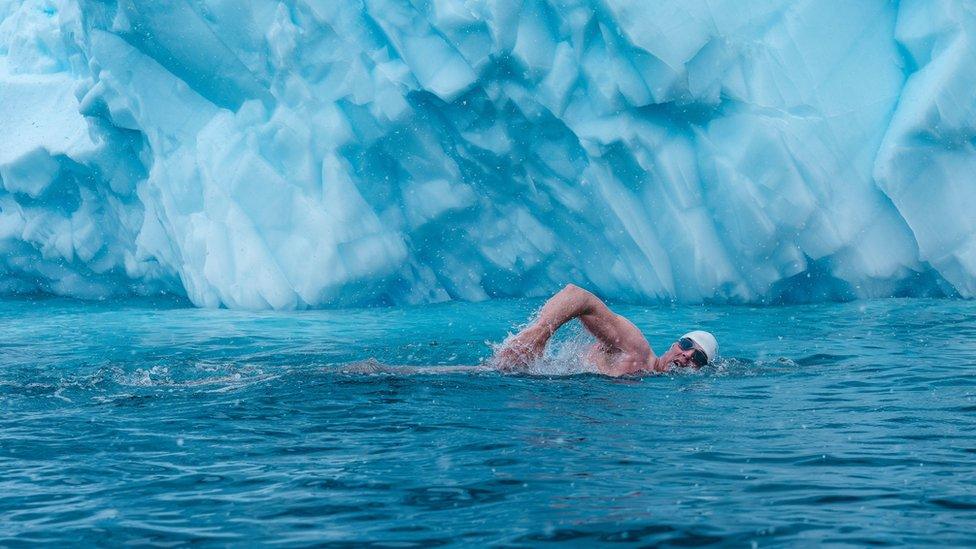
[0,0,973,308]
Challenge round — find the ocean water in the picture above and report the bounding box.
[1,297,974,546]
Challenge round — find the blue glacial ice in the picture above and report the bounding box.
[0,0,974,308]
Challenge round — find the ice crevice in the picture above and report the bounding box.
[0,0,973,309]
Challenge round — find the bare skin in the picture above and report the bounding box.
[493,284,705,376]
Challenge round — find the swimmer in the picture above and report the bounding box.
[493,284,717,376]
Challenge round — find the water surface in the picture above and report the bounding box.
[1,297,974,545]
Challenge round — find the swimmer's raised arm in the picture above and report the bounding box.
[493,284,649,369]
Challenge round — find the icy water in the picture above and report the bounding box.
[1,297,974,546]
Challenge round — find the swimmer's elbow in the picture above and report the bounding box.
[562,283,584,296]
[562,284,596,305]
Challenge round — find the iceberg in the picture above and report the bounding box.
[0,0,973,308]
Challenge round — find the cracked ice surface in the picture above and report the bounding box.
[0,0,973,308]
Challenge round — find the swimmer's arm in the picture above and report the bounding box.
[494,284,649,367]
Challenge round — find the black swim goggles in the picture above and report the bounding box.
[678,337,709,367]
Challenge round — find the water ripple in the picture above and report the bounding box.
[1,298,975,545]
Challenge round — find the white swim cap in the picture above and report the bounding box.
[682,330,718,364]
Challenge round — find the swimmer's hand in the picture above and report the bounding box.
[492,324,551,370]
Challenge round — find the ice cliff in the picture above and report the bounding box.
[1,0,974,308]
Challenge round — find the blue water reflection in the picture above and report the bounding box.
[1,297,974,545]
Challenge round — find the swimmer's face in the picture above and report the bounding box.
[669,338,708,369]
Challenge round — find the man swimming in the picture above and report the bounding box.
[493,284,717,376]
